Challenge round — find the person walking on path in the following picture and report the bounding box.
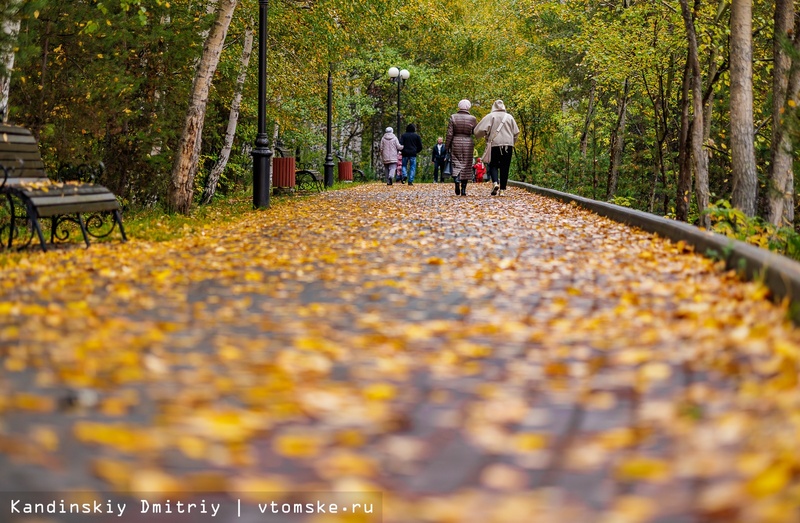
[397,153,403,182]
[431,137,447,183]
[379,127,403,185]
[400,124,423,186]
[446,99,477,196]
[474,99,520,196]
[473,157,486,183]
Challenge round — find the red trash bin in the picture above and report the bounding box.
[338,161,353,182]
[273,157,296,193]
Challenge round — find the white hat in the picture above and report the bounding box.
[385,127,393,133]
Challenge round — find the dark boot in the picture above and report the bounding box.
[461,181,467,196]
[454,182,460,195]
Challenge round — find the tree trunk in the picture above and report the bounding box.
[767,0,799,227]
[149,13,173,158]
[642,70,669,214]
[679,0,710,227]
[580,78,596,187]
[677,53,692,222]
[202,26,254,205]
[580,77,596,158]
[592,123,598,199]
[0,4,21,121]
[703,1,729,142]
[729,0,757,216]
[606,78,630,200]
[168,0,238,214]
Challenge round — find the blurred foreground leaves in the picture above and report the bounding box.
[2,184,800,522]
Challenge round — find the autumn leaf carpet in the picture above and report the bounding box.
[1,183,799,522]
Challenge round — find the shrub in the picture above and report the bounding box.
[705,200,800,261]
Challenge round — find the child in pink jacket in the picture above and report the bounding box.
[474,157,486,183]
[397,153,405,184]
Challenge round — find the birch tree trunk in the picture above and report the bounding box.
[767,0,799,226]
[0,7,20,121]
[149,14,172,157]
[729,0,758,216]
[202,26,254,205]
[605,78,629,200]
[167,0,238,214]
[679,0,710,228]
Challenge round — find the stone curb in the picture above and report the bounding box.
[509,180,800,322]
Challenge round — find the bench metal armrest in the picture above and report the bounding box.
[56,162,105,184]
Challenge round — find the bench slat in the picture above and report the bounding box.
[35,201,121,217]
[1,168,47,180]
[0,146,44,155]
[0,130,38,145]
[0,144,41,154]
[0,126,47,181]
[17,185,114,197]
[30,193,118,206]
[2,177,48,185]
[0,155,45,165]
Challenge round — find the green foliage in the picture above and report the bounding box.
[11,0,208,207]
[610,195,636,208]
[706,200,800,261]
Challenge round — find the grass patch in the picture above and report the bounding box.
[123,192,257,242]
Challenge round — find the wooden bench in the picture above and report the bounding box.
[0,124,126,251]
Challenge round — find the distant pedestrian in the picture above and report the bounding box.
[474,99,520,197]
[399,124,423,186]
[445,99,477,196]
[397,153,403,183]
[379,127,403,185]
[474,157,486,183]
[431,136,447,183]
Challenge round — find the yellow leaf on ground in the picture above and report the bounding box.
[615,456,670,482]
[747,463,791,498]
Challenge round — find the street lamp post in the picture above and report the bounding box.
[387,67,410,132]
[324,64,334,188]
[252,0,272,209]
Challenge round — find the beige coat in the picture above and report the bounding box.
[474,100,520,148]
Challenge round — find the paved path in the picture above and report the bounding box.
[1,183,799,523]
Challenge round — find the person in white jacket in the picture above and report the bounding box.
[379,127,403,185]
[474,100,520,196]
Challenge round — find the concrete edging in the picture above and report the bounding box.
[509,180,800,320]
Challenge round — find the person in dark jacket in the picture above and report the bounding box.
[445,99,477,196]
[399,124,423,186]
[431,136,447,183]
